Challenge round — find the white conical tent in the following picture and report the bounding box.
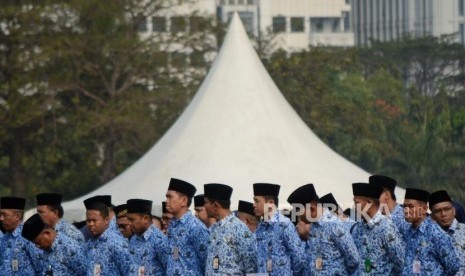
[61,13,403,220]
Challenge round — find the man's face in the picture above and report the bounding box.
[165,190,186,215]
[403,199,427,224]
[203,198,216,218]
[33,229,54,250]
[379,189,390,205]
[127,213,148,235]
[161,212,173,233]
[0,209,21,232]
[117,216,133,239]
[86,210,109,237]
[194,206,208,224]
[253,196,266,217]
[431,201,455,229]
[36,205,58,227]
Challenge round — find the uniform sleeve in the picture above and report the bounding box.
[155,230,170,270]
[66,240,88,275]
[383,223,405,276]
[332,225,360,274]
[191,223,210,271]
[282,222,305,274]
[237,228,258,274]
[434,231,460,275]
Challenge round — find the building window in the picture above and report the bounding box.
[190,51,205,67]
[332,18,340,32]
[310,18,325,33]
[136,16,148,32]
[460,0,464,16]
[152,17,167,32]
[272,16,286,33]
[171,16,187,33]
[290,17,304,32]
[461,23,465,44]
[342,11,350,31]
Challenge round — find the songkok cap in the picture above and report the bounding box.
[287,184,319,205]
[113,204,128,218]
[404,188,430,202]
[320,193,339,209]
[162,201,168,213]
[352,183,383,199]
[127,199,152,215]
[429,190,452,208]
[83,195,112,208]
[21,214,45,242]
[343,208,352,217]
[0,196,26,210]
[238,200,255,216]
[253,183,280,197]
[194,194,205,208]
[204,183,233,201]
[168,178,197,198]
[369,175,397,200]
[36,193,62,206]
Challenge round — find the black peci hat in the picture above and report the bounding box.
[0,197,26,210]
[168,178,197,198]
[36,193,62,206]
[404,188,430,202]
[429,190,452,208]
[194,194,205,208]
[320,193,339,209]
[253,183,280,197]
[287,184,319,205]
[204,183,233,201]
[369,175,397,200]
[21,214,46,242]
[83,195,112,208]
[238,200,255,216]
[162,201,168,214]
[352,183,383,199]
[127,199,153,215]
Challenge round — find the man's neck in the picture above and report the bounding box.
[173,208,188,220]
[216,209,231,221]
[412,217,426,229]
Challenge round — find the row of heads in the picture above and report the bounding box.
[0,175,453,215]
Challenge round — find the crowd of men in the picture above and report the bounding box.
[0,176,464,275]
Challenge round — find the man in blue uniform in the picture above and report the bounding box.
[369,175,410,235]
[127,198,169,275]
[429,190,465,274]
[350,183,405,275]
[84,198,135,275]
[165,178,209,275]
[114,204,133,240]
[194,194,216,229]
[402,188,459,275]
[319,192,356,231]
[22,213,87,275]
[236,200,259,233]
[204,183,258,275]
[288,184,359,275]
[0,196,42,275]
[36,192,85,244]
[253,183,305,275]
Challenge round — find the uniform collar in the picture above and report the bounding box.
[366,211,383,228]
[448,219,459,235]
[171,210,193,226]
[216,212,234,227]
[11,223,23,237]
[140,224,156,241]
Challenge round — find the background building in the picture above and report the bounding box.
[351,0,465,45]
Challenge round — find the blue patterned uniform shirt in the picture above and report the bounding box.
[388,203,411,237]
[351,211,405,275]
[0,224,42,275]
[129,224,169,275]
[206,213,258,275]
[256,211,305,275]
[40,232,87,275]
[447,219,465,275]
[305,216,360,275]
[403,217,460,276]
[56,219,85,244]
[167,211,209,276]
[86,227,135,275]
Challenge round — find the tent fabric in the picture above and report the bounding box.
[59,13,404,221]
